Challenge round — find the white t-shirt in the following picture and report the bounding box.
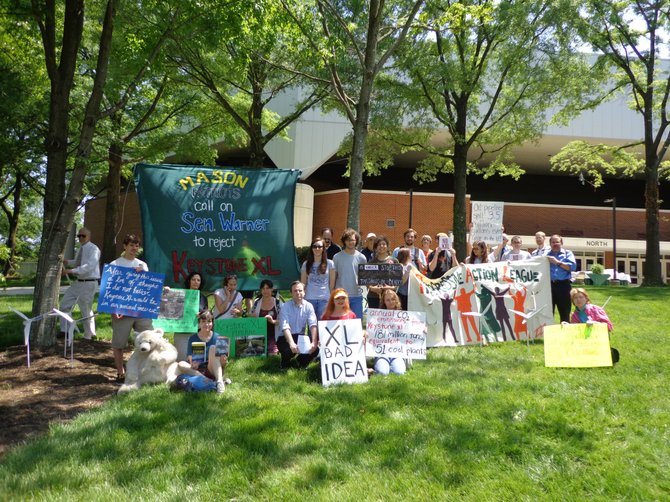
[110,256,148,271]
[213,289,243,319]
[301,259,335,300]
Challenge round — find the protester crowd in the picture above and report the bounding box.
[59,225,615,391]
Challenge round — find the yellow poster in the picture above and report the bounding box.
[544,323,613,368]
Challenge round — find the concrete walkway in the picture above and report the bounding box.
[0,286,70,296]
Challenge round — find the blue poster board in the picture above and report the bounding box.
[97,264,165,318]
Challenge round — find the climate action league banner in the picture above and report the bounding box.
[408,256,554,347]
[134,164,301,291]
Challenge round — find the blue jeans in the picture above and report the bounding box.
[349,296,363,319]
[306,299,327,320]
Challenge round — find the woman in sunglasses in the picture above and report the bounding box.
[300,237,336,320]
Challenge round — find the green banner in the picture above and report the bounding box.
[134,164,301,291]
[214,317,268,358]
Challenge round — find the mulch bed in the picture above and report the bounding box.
[0,340,128,458]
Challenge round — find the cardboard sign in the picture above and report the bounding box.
[214,317,267,357]
[357,263,403,286]
[97,264,165,318]
[544,322,613,367]
[319,319,368,387]
[471,201,504,245]
[154,288,199,333]
[365,309,427,360]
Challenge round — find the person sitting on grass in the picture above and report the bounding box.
[321,288,358,320]
[374,290,407,376]
[569,287,618,362]
[183,310,231,394]
[569,288,613,331]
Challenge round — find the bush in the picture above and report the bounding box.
[590,263,605,274]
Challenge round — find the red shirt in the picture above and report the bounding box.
[322,311,357,321]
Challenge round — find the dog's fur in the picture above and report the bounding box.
[118,328,180,394]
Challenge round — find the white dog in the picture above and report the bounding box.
[118,328,182,394]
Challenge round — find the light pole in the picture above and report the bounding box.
[604,197,617,280]
[408,188,414,228]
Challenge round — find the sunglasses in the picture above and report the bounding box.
[77,234,87,238]
[312,245,323,249]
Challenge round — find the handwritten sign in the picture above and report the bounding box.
[544,323,613,367]
[135,164,301,292]
[97,264,165,318]
[153,288,199,333]
[471,201,504,245]
[357,263,403,286]
[214,317,267,357]
[365,309,427,360]
[319,319,368,387]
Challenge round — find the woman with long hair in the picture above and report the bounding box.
[301,237,336,319]
[396,247,417,310]
[465,240,491,264]
[184,271,209,312]
[321,288,357,320]
[249,279,281,354]
[366,235,398,309]
[374,289,406,376]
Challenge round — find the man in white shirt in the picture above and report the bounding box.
[277,281,318,369]
[531,231,551,256]
[59,227,101,340]
[109,234,153,381]
[500,236,532,261]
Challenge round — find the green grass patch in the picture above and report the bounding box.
[1,287,669,499]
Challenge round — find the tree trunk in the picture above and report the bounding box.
[2,175,22,277]
[33,0,118,349]
[642,157,663,286]
[247,65,267,168]
[346,111,368,231]
[31,0,85,349]
[452,147,468,262]
[102,141,123,266]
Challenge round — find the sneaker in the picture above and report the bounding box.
[224,377,232,385]
[216,381,226,394]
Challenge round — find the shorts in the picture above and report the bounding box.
[111,316,153,349]
[197,363,215,380]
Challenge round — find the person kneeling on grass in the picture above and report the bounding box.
[181,310,231,393]
[374,290,407,376]
[569,287,619,363]
[277,281,318,370]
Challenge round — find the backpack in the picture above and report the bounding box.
[172,373,217,392]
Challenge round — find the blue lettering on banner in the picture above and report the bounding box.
[218,212,271,232]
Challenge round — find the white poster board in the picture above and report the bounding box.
[319,319,368,387]
[365,309,427,360]
[471,201,504,245]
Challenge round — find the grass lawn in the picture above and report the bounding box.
[1,287,669,500]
